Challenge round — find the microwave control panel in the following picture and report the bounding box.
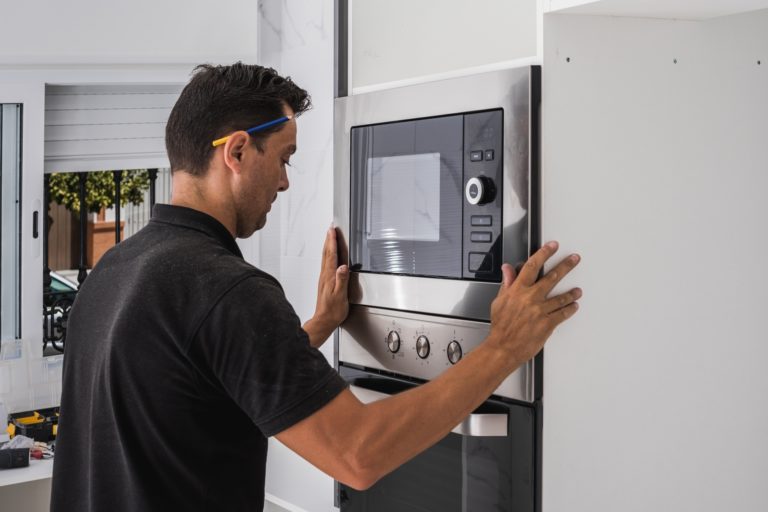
[463,109,503,281]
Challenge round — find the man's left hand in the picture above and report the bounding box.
[303,226,349,348]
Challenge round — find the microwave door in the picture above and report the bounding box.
[350,115,464,279]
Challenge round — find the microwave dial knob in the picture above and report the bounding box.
[416,335,430,359]
[447,340,463,364]
[465,176,495,205]
[387,331,401,353]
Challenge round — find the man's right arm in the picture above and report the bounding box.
[276,241,582,490]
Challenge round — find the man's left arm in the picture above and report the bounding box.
[303,226,349,348]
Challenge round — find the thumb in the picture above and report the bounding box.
[335,265,350,293]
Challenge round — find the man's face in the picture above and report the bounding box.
[234,108,297,237]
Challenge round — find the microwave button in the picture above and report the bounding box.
[470,231,493,243]
[468,252,494,273]
[484,149,495,161]
[469,150,483,162]
[471,215,492,227]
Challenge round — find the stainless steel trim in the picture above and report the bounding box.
[334,66,535,321]
[349,272,499,321]
[349,385,508,437]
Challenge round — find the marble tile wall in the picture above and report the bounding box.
[252,1,338,511]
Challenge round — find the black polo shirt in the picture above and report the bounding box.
[51,204,346,512]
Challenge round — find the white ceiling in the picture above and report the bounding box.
[548,0,768,20]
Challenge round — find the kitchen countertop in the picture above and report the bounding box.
[0,458,53,487]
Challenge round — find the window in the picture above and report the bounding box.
[42,168,171,355]
[1,104,22,346]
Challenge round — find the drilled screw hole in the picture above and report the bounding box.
[566,57,571,63]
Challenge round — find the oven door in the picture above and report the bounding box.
[337,366,535,512]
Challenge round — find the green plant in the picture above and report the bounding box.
[49,170,150,214]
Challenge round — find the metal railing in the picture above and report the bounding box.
[42,168,163,354]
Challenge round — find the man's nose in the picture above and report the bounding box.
[279,166,290,192]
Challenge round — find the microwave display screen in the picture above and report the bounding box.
[366,153,441,243]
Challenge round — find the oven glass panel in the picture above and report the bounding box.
[350,115,464,278]
[339,407,535,512]
[338,369,535,512]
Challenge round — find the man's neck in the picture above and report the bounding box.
[170,171,237,238]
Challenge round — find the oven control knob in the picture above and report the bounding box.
[465,176,495,205]
[447,340,463,364]
[416,335,430,359]
[387,331,401,353]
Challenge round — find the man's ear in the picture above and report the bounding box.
[222,131,250,174]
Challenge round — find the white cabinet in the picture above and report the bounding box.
[541,8,768,512]
[350,0,540,92]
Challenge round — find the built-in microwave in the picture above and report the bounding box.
[350,109,506,282]
[335,66,539,321]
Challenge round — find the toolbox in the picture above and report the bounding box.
[5,406,59,442]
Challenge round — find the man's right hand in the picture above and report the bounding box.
[488,241,582,367]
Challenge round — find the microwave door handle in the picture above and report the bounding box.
[348,384,508,438]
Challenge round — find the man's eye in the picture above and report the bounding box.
[282,160,292,168]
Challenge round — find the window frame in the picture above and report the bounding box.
[0,83,46,359]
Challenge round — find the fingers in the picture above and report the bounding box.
[542,288,582,314]
[517,241,559,286]
[321,226,338,275]
[335,227,349,267]
[536,253,581,296]
[548,301,579,326]
[501,263,517,288]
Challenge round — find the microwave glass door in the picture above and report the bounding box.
[350,115,464,278]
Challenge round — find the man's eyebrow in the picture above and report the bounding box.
[285,144,297,155]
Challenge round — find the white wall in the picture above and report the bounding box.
[350,0,540,92]
[541,10,768,512]
[0,0,258,65]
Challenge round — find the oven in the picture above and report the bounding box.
[334,66,541,511]
[337,366,536,512]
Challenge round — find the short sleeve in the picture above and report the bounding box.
[190,275,347,437]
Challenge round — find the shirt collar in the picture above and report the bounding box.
[150,204,243,258]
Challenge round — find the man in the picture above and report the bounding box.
[51,63,582,511]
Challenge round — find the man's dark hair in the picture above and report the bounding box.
[165,62,311,175]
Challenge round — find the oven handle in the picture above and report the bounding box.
[348,384,508,437]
